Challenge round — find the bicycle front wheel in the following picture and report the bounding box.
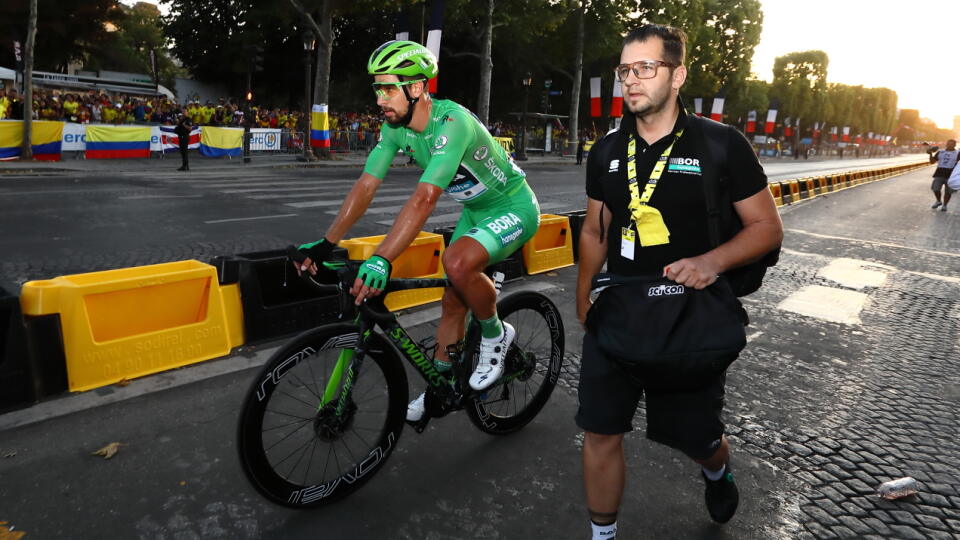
[237,323,408,508]
[465,291,565,434]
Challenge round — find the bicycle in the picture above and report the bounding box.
[236,252,565,508]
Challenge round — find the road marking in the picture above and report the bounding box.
[777,285,868,325]
[786,228,960,258]
[817,258,888,289]
[119,194,204,200]
[248,186,412,200]
[204,213,298,224]
[192,179,355,189]
[782,247,960,284]
[329,200,462,214]
[222,184,356,193]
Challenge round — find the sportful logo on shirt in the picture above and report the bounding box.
[608,159,620,172]
[667,156,702,175]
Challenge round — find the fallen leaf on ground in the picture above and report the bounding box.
[92,442,124,459]
[546,272,558,277]
[115,378,131,387]
[3,451,16,458]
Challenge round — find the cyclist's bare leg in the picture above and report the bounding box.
[436,288,467,363]
[435,237,494,362]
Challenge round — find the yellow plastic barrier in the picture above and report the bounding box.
[522,214,574,274]
[493,137,516,155]
[221,283,245,349]
[788,180,801,201]
[19,260,236,392]
[340,231,445,311]
[806,178,819,196]
[769,183,783,206]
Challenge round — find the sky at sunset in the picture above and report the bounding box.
[130,0,957,129]
[752,0,960,129]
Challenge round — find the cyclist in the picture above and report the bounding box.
[294,40,540,421]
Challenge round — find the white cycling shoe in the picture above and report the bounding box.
[406,392,426,422]
[469,322,515,391]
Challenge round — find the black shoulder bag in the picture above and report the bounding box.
[585,273,746,391]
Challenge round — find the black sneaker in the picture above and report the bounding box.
[703,465,739,523]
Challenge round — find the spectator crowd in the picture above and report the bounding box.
[0,87,601,155]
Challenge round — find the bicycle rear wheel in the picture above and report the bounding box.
[237,323,408,508]
[465,291,564,434]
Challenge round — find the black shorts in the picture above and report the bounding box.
[575,332,726,460]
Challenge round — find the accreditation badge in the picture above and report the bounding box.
[620,226,636,260]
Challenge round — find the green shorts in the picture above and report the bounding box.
[450,184,540,264]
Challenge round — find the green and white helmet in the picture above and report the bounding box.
[367,40,438,80]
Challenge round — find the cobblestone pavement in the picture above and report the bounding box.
[689,168,958,538]
[553,167,960,538]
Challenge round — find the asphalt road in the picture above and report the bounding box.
[2,156,959,539]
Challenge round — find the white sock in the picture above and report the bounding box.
[703,464,726,481]
[591,521,617,540]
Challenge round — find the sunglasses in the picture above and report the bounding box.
[372,80,420,99]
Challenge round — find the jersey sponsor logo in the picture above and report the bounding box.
[434,135,448,150]
[498,226,524,246]
[473,145,489,161]
[648,284,685,296]
[484,157,509,185]
[608,159,620,172]
[445,166,487,201]
[667,156,702,175]
[485,212,522,235]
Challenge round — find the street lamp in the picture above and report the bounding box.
[300,28,317,162]
[517,74,532,161]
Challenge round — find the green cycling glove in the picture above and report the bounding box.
[357,255,392,291]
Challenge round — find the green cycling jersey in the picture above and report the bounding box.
[363,99,528,206]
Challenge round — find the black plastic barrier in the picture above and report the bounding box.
[0,287,68,412]
[212,248,344,344]
[561,209,587,262]
[432,227,524,282]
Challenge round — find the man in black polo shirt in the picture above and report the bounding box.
[574,24,783,539]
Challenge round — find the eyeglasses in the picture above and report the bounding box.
[372,80,419,99]
[614,60,677,82]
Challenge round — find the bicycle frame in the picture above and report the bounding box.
[319,276,455,417]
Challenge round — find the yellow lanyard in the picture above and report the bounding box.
[625,129,683,246]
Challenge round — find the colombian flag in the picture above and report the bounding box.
[200,127,243,158]
[310,104,330,149]
[0,120,64,161]
[86,125,151,159]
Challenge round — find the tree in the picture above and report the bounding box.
[0,0,122,72]
[84,2,181,89]
[20,0,36,160]
[770,50,828,130]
